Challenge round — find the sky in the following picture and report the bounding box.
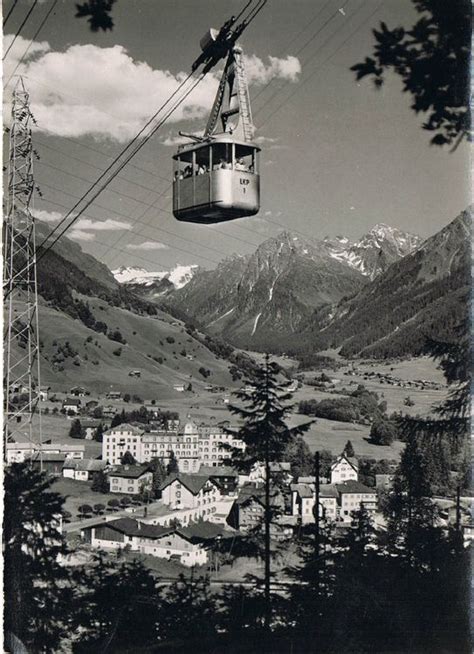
[2,0,470,273]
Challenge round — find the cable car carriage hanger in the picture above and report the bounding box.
[173,0,266,224]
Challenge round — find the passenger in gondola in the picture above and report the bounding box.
[184,165,193,178]
[235,157,246,171]
[197,163,207,175]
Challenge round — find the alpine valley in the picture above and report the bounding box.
[161,212,469,356]
[32,210,469,383]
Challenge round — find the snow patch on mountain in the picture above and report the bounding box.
[324,224,420,279]
[113,264,198,290]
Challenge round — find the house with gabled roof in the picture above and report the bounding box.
[81,517,228,566]
[160,473,221,516]
[335,480,377,521]
[62,458,108,481]
[330,452,359,484]
[62,397,81,415]
[290,483,338,524]
[108,464,152,495]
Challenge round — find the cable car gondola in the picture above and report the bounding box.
[173,38,260,224]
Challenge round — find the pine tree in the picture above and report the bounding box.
[72,554,160,652]
[4,463,72,652]
[120,450,135,465]
[166,450,179,475]
[343,440,355,458]
[91,470,109,493]
[228,353,311,632]
[150,457,167,498]
[69,418,84,439]
[93,423,104,442]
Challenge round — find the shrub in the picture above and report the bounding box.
[166,336,175,344]
[370,419,398,445]
[112,347,122,357]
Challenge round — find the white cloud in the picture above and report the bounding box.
[3,34,50,68]
[31,210,132,240]
[69,230,96,242]
[244,54,301,85]
[31,208,62,223]
[254,136,278,145]
[74,218,132,231]
[3,38,301,142]
[127,241,169,251]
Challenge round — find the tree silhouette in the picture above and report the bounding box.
[69,418,84,439]
[149,457,167,498]
[120,450,136,465]
[166,450,179,475]
[93,422,104,442]
[4,463,72,653]
[228,353,311,631]
[343,439,355,458]
[72,553,160,652]
[351,0,471,149]
[75,0,116,32]
[91,470,109,493]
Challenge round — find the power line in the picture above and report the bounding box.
[4,0,59,87]
[3,0,19,28]
[3,0,39,60]
[35,69,200,256]
[260,0,380,130]
[254,0,355,121]
[35,180,246,261]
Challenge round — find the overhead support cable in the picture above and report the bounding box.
[4,0,59,87]
[3,0,39,60]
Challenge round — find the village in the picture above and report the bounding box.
[7,398,471,578]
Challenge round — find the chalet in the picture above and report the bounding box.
[106,391,122,400]
[239,461,291,486]
[375,474,394,490]
[82,419,102,440]
[160,474,221,517]
[6,441,85,463]
[62,398,81,415]
[85,400,100,411]
[102,405,118,418]
[335,480,377,522]
[108,464,153,495]
[290,483,314,524]
[128,370,141,378]
[26,452,68,476]
[227,488,265,531]
[38,386,51,401]
[173,383,187,393]
[320,485,339,520]
[330,453,359,484]
[290,483,338,524]
[62,458,108,481]
[70,386,88,397]
[81,518,227,566]
[197,465,239,495]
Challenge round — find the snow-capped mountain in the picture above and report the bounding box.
[166,231,368,348]
[113,264,198,291]
[324,224,421,280]
[325,224,421,279]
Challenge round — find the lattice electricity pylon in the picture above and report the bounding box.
[3,77,42,459]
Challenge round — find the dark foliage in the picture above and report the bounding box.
[351,0,471,148]
[91,470,109,493]
[120,450,136,465]
[4,463,72,653]
[75,0,116,32]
